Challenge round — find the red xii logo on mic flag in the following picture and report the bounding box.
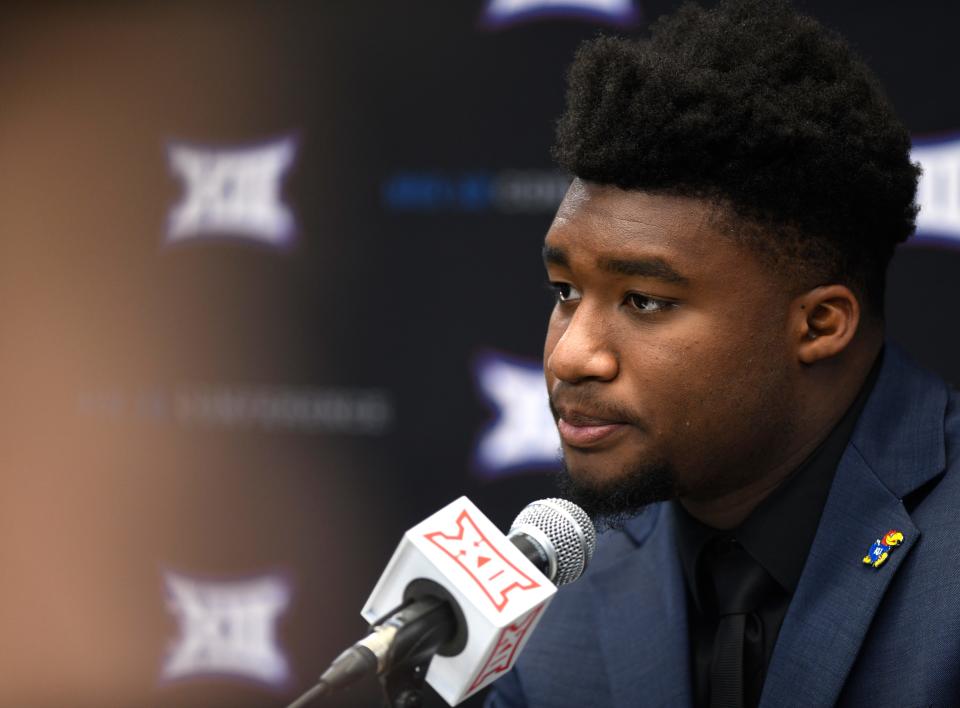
[467,605,545,693]
[424,509,540,612]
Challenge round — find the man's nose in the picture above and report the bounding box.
[545,305,618,384]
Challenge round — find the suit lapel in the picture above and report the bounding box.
[759,445,919,706]
[760,344,948,707]
[590,504,693,708]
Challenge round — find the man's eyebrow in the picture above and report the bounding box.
[597,256,689,285]
[543,244,689,285]
[542,245,568,267]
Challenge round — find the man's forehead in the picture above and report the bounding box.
[546,180,723,262]
[556,179,716,223]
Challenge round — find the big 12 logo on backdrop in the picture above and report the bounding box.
[913,134,960,246]
[162,571,291,688]
[481,0,640,28]
[472,351,561,478]
[166,136,297,248]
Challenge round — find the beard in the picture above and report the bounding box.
[555,455,677,532]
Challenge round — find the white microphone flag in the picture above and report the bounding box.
[361,496,556,704]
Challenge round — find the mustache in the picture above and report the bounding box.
[548,385,644,429]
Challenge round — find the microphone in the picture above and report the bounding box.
[289,497,596,707]
[507,498,596,587]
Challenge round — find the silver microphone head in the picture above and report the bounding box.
[508,498,597,587]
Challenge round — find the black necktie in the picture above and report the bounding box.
[706,538,778,708]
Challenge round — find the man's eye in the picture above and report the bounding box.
[627,293,672,313]
[550,282,581,303]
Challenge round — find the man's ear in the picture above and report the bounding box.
[792,284,861,364]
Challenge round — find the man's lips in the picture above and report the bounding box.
[556,410,628,448]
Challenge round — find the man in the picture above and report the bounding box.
[486,0,960,706]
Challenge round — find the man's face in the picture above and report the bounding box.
[544,180,800,521]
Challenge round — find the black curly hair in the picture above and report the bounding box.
[553,0,920,313]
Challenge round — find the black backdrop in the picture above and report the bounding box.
[3,2,960,707]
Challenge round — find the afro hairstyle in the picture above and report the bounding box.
[552,0,921,313]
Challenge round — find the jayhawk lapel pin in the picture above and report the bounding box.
[863,529,904,568]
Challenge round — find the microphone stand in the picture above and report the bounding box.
[376,596,455,708]
[284,595,455,708]
[379,656,432,708]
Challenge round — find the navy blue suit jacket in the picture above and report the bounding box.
[486,344,960,707]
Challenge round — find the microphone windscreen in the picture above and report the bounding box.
[508,498,597,587]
